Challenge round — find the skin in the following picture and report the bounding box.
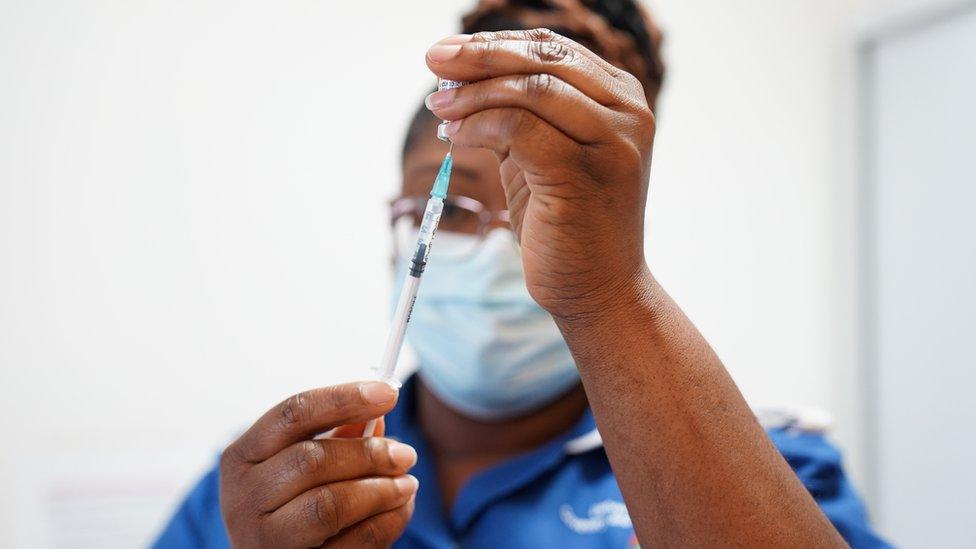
[418,378,587,509]
[219,28,848,548]
[401,114,591,508]
[219,136,592,548]
[219,383,420,548]
[423,30,846,547]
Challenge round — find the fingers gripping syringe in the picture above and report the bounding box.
[362,148,454,437]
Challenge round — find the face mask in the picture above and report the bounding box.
[392,229,580,421]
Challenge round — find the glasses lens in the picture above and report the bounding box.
[438,199,482,235]
[393,224,485,263]
[392,216,417,260]
[429,229,481,260]
[394,218,484,261]
[391,196,489,262]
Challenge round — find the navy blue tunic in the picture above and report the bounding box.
[154,377,888,548]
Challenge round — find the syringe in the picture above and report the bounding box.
[362,147,453,437]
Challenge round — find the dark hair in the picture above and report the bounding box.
[402,0,666,160]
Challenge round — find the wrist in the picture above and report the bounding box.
[546,261,659,328]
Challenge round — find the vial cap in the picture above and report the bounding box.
[437,122,451,142]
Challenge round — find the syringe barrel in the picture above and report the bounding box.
[410,197,443,277]
[366,161,451,438]
[374,272,420,383]
[373,196,444,382]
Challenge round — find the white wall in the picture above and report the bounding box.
[0,0,884,545]
[649,0,854,414]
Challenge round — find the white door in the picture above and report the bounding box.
[863,3,976,547]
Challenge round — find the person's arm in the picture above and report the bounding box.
[425,29,846,546]
[557,275,845,546]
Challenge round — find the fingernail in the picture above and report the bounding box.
[444,119,463,137]
[427,44,462,63]
[425,89,455,110]
[395,475,419,496]
[436,34,473,45]
[360,381,397,405]
[388,442,418,469]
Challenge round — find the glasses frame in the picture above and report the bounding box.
[390,194,512,261]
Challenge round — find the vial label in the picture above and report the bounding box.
[438,79,469,91]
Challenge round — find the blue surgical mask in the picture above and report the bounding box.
[392,229,580,421]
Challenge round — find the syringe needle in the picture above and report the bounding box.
[363,147,454,439]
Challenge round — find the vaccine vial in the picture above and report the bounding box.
[437,79,468,142]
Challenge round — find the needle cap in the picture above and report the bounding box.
[430,153,453,199]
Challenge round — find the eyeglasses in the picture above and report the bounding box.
[390,195,511,261]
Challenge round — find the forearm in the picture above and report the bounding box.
[555,267,845,547]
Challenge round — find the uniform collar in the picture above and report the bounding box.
[563,425,604,454]
[386,375,603,541]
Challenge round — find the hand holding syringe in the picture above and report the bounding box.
[362,80,465,437]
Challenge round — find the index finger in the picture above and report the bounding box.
[225,381,399,465]
[476,28,629,81]
[426,30,627,107]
